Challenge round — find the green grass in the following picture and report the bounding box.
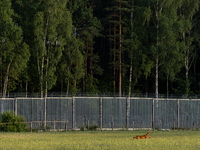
[0,130,200,150]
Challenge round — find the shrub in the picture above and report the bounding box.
[80,125,85,131]
[89,125,98,131]
[80,124,99,131]
[0,110,27,132]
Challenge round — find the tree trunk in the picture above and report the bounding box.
[2,63,11,98]
[74,61,78,94]
[83,41,88,92]
[109,23,112,61]
[41,13,50,98]
[61,80,63,96]
[90,44,93,76]
[119,0,122,97]
[184,30,189,80]
[67,66,70,96]
[167,71,169,99]
[155,0,159,99]
[40,50,45,98]
[128,0,134,98]
[155,56,158,98]
[1,63,11,113]
[146,78,148,97]
[128,55,133,98]
[26,80,28,98]
[45,46,50,98]
[113,14,116,95]
[185,51,189,80]
[67,77,69,96]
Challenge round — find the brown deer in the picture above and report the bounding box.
[132,131,151,140]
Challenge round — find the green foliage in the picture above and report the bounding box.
[33,0,74,95]
[88,124,98,131]
[80,124,99,131]
[80,125,85,131]
[0,110,27,132]
[0,0,30,97]
[2,0,200,96]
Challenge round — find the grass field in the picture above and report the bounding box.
[0,130,199,150]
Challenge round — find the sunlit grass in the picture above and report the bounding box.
[0,130,199,149]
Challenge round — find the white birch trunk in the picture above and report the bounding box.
[128,0,134,98]
[167,72,169,99]
[155,0,159,99]
[45,47,50,98]
[155,57,158,99]
[1,63,11,112]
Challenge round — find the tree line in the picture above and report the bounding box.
[1,0,200,98]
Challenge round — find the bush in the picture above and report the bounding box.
[80,125,85,131]
[80,124,99,131]
[0,110,27,132]
[89,125,98,131]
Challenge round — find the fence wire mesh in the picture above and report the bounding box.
[0,97,200,130]
[102,98,126,128]
[130,98,152,129]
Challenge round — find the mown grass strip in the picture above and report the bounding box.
[0,131,199,150]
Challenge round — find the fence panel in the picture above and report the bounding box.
[46,98,72,129]
[17,98,44,129]
[0,98,15,114]
[130,98,152,129]
[179,100,200,129]
[75,97,99,129]
[102,98,126,128]
[154,99,177,130]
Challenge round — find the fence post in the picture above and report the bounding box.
[72,97,75,130]
[27,116,29,126]
[99,97,102,130]
[87,120,89,130]
[193,122,194,130]
[111,122,114,131]
[54,120,56,131]
[15,98,17,116]
[138,117,140,129]
[57,121,59,131]
[173,116,175,130]
[111,116,114,131]
[112,116,113,131]
[31,121,32,132]
[44,97,46,129]
[152,99,154,131]
[126,97,130,130]
[84,115,86,127]
[133,121,134,131]
[177,99,179,129]
[65,122,67,131]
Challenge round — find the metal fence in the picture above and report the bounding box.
[0,97,200,130]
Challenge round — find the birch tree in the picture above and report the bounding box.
[11,0,40,96]
[0,0,29,111]
[34,0,72,97]
[149,0,183,98]
[179,0,200,94]
[127,0,152,97]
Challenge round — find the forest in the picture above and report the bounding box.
[1,0,200,98]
